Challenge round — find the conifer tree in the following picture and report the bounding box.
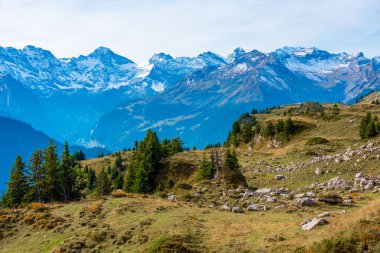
[95,168,112,196]
[86,168,96,191]
[242,123,253,144]
[197,153,215,180]
[61,142,75,201]
[6,155,27,207]
[284,118,295,136]
[71,165,85,200]
[24,150,44,203]
[43,139,63,201]
[221,150,247,187]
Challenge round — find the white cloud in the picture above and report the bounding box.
[0,0,379,63]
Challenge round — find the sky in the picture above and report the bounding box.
[0,0,379,64]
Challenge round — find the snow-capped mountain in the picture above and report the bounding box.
[91,47,380,150]
[0,45,379,150]
[0,45,229,147]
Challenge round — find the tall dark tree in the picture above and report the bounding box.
[197,153,215,181]
[6,156,28,207]
[86,168,96,191]
[127,130,162,193]
[284,118,295,136]
[24,150,44,203]
[95,168,112,196]
[43,139,62,201]
[61,142,75,201]
[221,150,247,187]
[241,123,253,144]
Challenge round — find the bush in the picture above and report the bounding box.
[175,183,192,190]
[306,137,329,145]
[165,179,175,189]
[148,234,199,253]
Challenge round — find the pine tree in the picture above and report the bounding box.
[261,122,275,139]
[241,123,253,144]
[71,165,85,200]
[61,142,75,201]
[366,118,378,138]
[24,150,44,203]
[131,130,161,193]
[87,168,96,191]
[43,139,63,201]
[197,154,213,181]
[95,168,112,196]
[123,160,136,192]
[1,191,8,208]
[114,152,123,170]
[284,118,295,136]
[6,155,28,207]
[73,150,86,161]
[221,150,247,187]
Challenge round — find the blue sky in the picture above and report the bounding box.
[0,0,379,63]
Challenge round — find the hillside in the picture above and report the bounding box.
[2,100,380,252]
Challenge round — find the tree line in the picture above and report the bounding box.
[1,140,85,208]
[226,112,296,147]
[359,112,380,139]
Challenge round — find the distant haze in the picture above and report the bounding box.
[0,0,379,63]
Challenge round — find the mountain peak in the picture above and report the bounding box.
[149,53,174,64]
[89,47,114,57]
[88,47,134,64]
[226,47,246,62]
[198,51,227,66]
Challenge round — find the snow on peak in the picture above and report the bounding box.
[198,51,226,66]
[149,53,173,64]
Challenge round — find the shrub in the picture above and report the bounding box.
[175,183,192,190]
[306,137,329,145]
[148,234,199,253]
[165,179,175,189]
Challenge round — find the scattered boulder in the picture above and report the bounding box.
[315,168,323,175]
[318,194,343,205]
[167,195,177,202]
[294,198,314,206]
[220,203,233,211]
[275,175,285,180]
[232,207,244,213]
[301,218,329,231]
[255,188,272,196]
[317,212,330,218]
[247,204,261,211]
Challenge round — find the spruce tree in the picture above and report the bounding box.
[61,142,75,201]
[241,123,253,144]
[6,155,28,207]
[71,165,85,200]
[132,130,161,193]
[87,168,96,191]
[24,150,44,203]
[221,150,247,187]
[284,118,295,136]
[95,168,112,196]
[43,139,63,201]
[197,153,215,180]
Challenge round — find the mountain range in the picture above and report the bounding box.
[0,45,379,151]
